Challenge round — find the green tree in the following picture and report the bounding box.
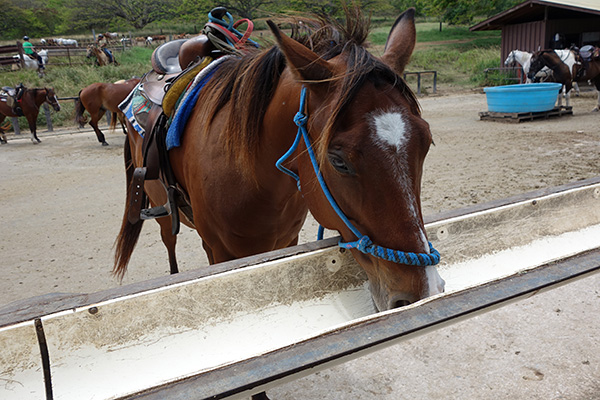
[0,0,60,39]
[69,0,178,30]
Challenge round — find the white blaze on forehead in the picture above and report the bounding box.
[369,110,429,250]
[372,111,409,150]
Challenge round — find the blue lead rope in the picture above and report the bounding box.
[276,87,441,267]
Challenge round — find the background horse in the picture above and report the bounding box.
[0,87,61,143]
[528,49,585,108]
[115,6,444,315]
[75,77,140,146]
[16,49,48,69]
[86,45,117,66]
[55,38,78,47]
[504,49,550,83]
[506,49,580,94]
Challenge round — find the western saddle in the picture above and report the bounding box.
[127,7,258,235]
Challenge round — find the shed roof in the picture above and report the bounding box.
[471,0,600,31]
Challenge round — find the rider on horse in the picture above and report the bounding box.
[96,34,114,63]
[22,36,44,71]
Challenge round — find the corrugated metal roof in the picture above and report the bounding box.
[541,0,600,12]
[471,0,600,31]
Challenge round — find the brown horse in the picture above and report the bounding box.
[74,78,140,146]
[86,45,118,66]
[114,7,445,313]
[0,87,61,144]
[529,49,600,110]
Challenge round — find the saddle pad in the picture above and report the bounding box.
[166,56,230,150]
[119,82,152,137]
[163,56,213,116]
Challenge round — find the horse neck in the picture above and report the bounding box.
[255,75,305,193]
[516,51,531,66]
[32,89,47,107]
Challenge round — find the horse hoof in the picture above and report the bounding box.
[102,141,109,146]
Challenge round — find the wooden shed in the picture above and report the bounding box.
[470,0,600,63]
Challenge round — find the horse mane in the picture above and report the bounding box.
[198,5,418,176]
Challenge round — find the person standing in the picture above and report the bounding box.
[22,36,44,70]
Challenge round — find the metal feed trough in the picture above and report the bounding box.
[1,178,599,400]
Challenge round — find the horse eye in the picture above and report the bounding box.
[328,153,354,175]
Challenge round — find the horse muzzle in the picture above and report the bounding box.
[354,251,445,312]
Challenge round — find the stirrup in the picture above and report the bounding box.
[141,201,172,220]
[139,186,181,235]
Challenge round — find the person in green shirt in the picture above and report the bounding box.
[22,36,44,70]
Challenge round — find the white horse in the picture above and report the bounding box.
[55,38,78,47]
[504,49,551,83]
[505,49,579,96]
[14,49,48,70]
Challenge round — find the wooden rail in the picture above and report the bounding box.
[0,42,25,68]
[403,70,437,94]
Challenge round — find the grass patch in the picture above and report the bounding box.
[373,23,503,89]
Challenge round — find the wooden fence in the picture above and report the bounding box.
[0,42,25,68]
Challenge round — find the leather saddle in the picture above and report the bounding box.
[128,36,216,233]
[128,7,255,234]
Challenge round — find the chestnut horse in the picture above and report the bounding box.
[529,49,600,110]
[74,78,140,146]
[114,7,445,313]
[0,87,61,144]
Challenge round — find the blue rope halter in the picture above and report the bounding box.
[276,87,441,267]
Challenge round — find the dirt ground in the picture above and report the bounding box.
[1,89,599,399]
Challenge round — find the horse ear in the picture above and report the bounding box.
[381,8,416,76]
[267,20,333,83]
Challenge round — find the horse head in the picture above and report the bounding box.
[504,50,517,67]
[44,88,61,112]
[528,51,553,81]
[86,45,96,58]
[269,8,444,311]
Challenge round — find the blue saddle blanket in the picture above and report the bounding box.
[167,56,230,150]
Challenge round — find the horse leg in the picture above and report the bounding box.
[0,116,7,144]
[201,241,215,264]
[90,112,108,146]
[26,116,40,143]
[118,113,128,134]
[157,217,179,274]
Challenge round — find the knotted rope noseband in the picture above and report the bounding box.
[276,87,441,266]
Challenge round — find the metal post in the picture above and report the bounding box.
[106,112,111,125]
[43,104,53,132]
[433,71,437,93]
[11,117,20,135]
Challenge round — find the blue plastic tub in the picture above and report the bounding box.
[484,83,562,113]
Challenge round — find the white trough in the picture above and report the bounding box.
[1,178,600,400]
